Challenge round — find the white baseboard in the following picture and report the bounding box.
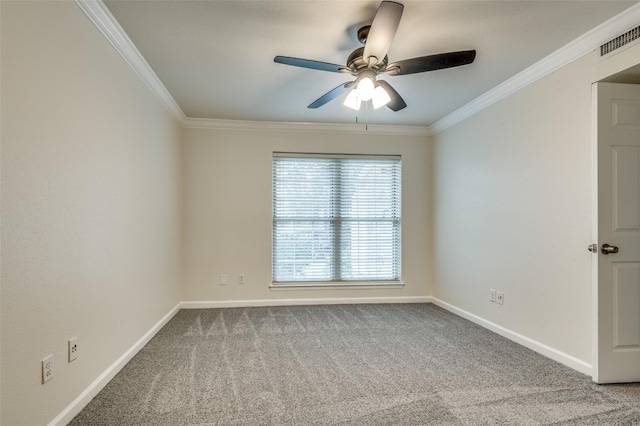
[180,295,432,309]
[430,297,593,376]
[48,302,182,426]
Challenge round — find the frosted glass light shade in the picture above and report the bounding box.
[356,77,375,101]
[372,86,391,109]
[343,89,361,110]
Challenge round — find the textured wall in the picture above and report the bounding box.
[182,127,431,302]
[432,44,640,366]
[1,2,182,424]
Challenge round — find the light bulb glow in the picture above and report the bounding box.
[356,77,375,101]
[372,85,391,109]
[343,89,361,110]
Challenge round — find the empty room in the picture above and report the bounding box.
[3,0,640,424]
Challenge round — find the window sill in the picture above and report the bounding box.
[270,281,405,291]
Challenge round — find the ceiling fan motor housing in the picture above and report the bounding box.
[347,46,388,74]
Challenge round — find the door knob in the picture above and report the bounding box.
[601,243,619,255]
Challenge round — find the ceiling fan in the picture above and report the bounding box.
[274,1,476,112]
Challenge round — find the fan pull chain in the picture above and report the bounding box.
[352,98,369,131]
[365,101,369,131]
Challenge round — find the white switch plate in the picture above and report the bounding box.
[490,289,497,302]
[220,274,228,285]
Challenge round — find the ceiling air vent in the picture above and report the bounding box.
[600,25,640,56]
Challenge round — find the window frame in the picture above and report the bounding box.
[271,152,403,288]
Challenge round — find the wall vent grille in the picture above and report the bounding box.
[601,25,640,56]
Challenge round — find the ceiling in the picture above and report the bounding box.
[103,0,638,127]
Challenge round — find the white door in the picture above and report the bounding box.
[594,82,640,383]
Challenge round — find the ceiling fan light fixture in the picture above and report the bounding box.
[343,89,361,110]
[274,2,476,113]
[356,76,375,101]
[372,85,391,109]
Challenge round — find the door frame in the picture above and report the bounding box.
[591,82,600,382]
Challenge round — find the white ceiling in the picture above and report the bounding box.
[103,0,638,127]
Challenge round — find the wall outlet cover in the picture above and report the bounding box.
[42,354,54,384]
[69,337,78,362]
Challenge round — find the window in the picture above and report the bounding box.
[272,153,401,284]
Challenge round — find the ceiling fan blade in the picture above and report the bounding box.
[308,82,354,108]
[385,50,476,76]
[363,1,404,66]
[274,56,348,73]
[377,80,406,111]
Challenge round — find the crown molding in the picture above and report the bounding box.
[183,117,431,136]
[76,0,640,137]
[430,2,640,135]
[74,0,429,137]
[74,0,187,125]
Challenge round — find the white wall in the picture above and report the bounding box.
[1,2,182,424]
[182,127,431,303]
[432,43,640,366]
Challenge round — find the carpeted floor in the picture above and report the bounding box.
[69,304,640,425]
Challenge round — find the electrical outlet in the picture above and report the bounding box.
[496,291,505,305]
[490,289,497,302]
[42,354,54,384]
[238,274,245,285]
[68,337,78,362]
[220,274,228,285]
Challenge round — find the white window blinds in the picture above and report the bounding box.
[272,154,401,283]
